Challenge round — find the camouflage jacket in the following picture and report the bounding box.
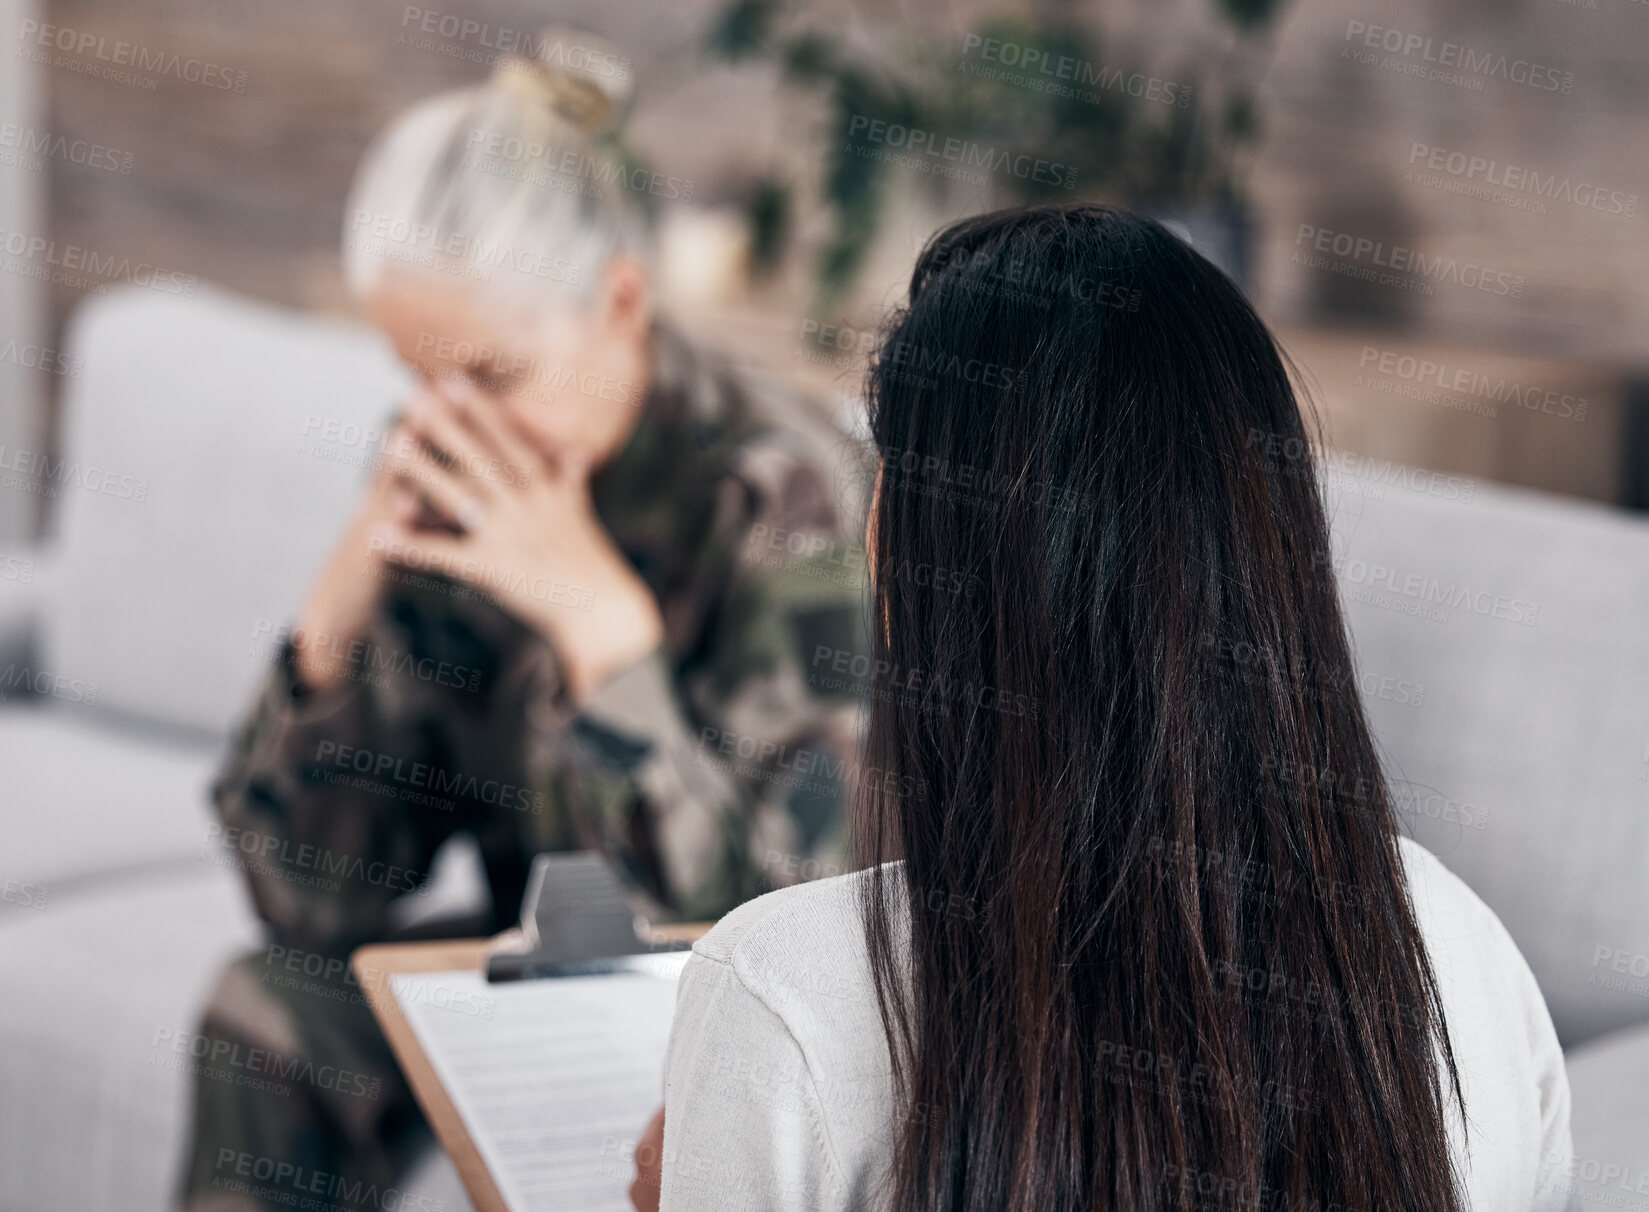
[213,321,870,954]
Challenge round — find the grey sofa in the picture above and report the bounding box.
[0,285,474,1211]
[0,285,1643,1209]
[1325,461,1649,1204]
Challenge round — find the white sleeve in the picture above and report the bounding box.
[1400,840,1577,1211]
[660,951,847,1211]
[1517,952,1577,1212]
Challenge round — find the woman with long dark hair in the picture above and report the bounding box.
[643,205,1573,1211]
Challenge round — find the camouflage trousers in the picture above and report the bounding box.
[176,950,430,1212]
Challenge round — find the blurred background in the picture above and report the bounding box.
[3,0,1648,543]
[3,1,1649,1209]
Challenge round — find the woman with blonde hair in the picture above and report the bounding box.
[182,29,866,1211]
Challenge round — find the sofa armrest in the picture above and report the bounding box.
[0,545,49,672]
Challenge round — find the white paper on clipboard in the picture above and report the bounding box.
[391,952,689,1211]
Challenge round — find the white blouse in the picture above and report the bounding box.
[659,837,1574,1211]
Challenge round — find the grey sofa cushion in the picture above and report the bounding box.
[0,868,261,1212]
[1326,467,1649,1047]
[43,285,412,738]
[1564,1021,1649,1205]
[0,704,217,892]
[0,865,476,1212]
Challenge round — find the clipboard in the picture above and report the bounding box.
[352,854,712,1212]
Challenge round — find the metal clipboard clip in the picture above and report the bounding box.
[484,852,693,983]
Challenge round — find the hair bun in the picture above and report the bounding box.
[490,27,633,136]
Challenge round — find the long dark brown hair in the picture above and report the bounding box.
[859,204,1462,1212]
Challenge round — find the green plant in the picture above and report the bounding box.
[705,0,1286,305]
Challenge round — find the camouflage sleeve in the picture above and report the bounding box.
[210,582,560,954]
[209,648,446,955]
[533,431,871,923]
